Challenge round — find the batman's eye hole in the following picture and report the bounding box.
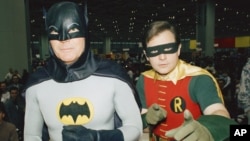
[50,30,58,35]
[69,28,79,33]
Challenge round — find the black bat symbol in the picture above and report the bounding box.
[59,101,90,123]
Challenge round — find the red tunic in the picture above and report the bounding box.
[144,76,202,139]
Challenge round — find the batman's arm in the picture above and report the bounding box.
[24,86,45,141]
[197,115,238,141]
[62,125,124,141]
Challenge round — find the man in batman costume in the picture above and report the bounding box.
[136,21,238,141]
[23,1,142,141]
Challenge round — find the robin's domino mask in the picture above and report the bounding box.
[145,42,179,57]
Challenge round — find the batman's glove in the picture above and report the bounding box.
[62,125,97,141]
[146,103,167,125]
[165,109,214,141]
[62,125,124,141]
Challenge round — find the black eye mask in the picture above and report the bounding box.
[145,42,179,57]
[46,2,87,41]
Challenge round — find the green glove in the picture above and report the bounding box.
[165,109,214,141]
[146,103,167,125]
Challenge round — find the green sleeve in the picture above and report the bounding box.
[198,115,238,141]
[135,75,147,108]
[135,75,148,129]
[190,75,223,111]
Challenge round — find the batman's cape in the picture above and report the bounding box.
[24,56,141,108]
[23,54,141,128]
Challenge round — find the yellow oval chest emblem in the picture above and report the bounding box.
[57,97,94,125]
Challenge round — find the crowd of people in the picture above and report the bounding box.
[0,68,27,141]
[1,1,250,141]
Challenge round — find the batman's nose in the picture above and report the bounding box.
[59,30,71,41]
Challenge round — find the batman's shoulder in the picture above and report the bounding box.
[94,58,142,113]
[23,67,51,91]
[94,59,132,84]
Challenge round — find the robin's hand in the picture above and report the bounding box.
[146,103,167,125]
[165,109,214,141]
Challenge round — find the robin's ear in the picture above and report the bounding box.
[177,44,182,56]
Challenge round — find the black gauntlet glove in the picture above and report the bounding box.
[62,125,124,141]
[62,125,97,141]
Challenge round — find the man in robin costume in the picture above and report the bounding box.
[136,21,237,141]
[23,1,142,141]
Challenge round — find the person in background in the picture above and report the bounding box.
[204,58,216,75]
[13,70,21,80]
[237,57,250,124]
[20,69,30,85]
[136,21,237,141]
[4,68,13,85]
[0,102,19,141]
[23,1,142,141]
[0,81,10,103]
[8,74,24,92]
[4,86,25,140]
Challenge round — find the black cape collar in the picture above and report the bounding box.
[45,51,100,82]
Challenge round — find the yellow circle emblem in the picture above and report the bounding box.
[57,97,94,125]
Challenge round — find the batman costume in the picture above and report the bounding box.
[23,1,142,141]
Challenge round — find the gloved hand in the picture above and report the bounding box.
[62,125,124,141]
[62,125,97,141]
[165,109,214,141]
[146,103,167,125]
